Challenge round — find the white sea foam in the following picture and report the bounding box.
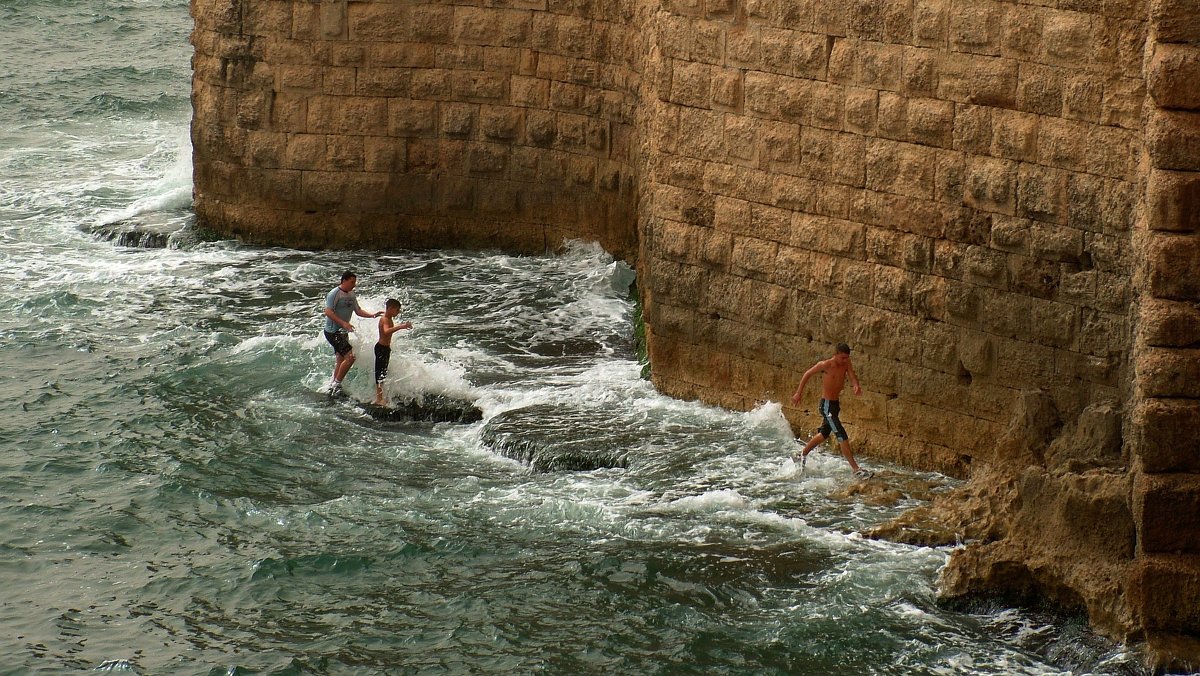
[742,400,794,439]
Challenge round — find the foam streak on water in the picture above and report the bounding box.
[0,1,1143,674]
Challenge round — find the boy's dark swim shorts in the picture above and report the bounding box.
[374,344,391,383]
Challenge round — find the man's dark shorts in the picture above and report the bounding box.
[818,398,849,442]
[324,330,352,356]
[374,344,391,383]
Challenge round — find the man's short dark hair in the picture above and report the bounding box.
[341,270,357,282]
[835,342,851,355]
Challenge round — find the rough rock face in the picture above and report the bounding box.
[190,0,1200,667]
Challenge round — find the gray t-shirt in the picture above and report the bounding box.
[324,286,359,333]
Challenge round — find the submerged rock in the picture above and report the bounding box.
[359,394,483,424]
[480,403,631,472]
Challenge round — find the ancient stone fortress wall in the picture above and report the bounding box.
[190,0,1199,666]
[635,0,1197,665]
[1129,0,1200,667]
[190,0,643,258]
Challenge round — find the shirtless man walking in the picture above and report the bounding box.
[791,343,871,478]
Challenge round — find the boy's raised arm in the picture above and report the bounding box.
[791,360,824,405]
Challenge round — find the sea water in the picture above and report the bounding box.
[0,1,1145,673]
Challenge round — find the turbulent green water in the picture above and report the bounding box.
[0,1,1145,673]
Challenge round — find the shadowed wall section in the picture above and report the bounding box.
[190,0,1200,665]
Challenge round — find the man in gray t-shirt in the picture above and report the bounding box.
[322,270,382,394]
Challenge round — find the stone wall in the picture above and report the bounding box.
[190,0,643,258]
[190,0,1199,665]
[639,0,1143,475]
[1129,0,1200,668]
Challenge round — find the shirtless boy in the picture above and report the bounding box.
[373,298,412,405]
[791,343,871,478]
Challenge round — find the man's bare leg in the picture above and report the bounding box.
[333,353,355,385]
[794,433,826,461]
[838,439,862,473]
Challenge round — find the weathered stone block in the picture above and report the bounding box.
[1068,173,1134,235]
[314,0,346,40]
[1039,117,1089,173]
[439,103,474,138]
[324,134,364,171]
[1016,63,1064,117]
[949,0,1002,56]
[710,68,743,111]
[725,116,761,167]
[319,67,353,97]
[827,37,857,85]
[913,0,949,47]
[1102,76,1145,130]
[1148,169,1200,233]
[1087,126,1135,180]
[866,140,937,199]
[902,47,940,98]
[843,87,878,135]
[763,121,800,166]
[1148,110,1200,171]
[1061,72,1104,123]
[1138,347,1200,398]
[363,136,406,173]
[1028,222,1083,263]
[1017,163,1068,224]
[276,64,321,92]
[670,61,712,108]
[452,71,508,102]
[938,53,1017,108]
[810,82,847,131]
[436,45,483,71]
[990,215,1029,253]
[1009,252,1062,300]
[793,32,830,80]
[466,142,508,175]
[368,42,435,69]
[1153,0,1200,43]
[307,95,388,136]
[1142,298,1200,350]
[1147,233,1200,301]
[731,236,780,282]
[480,105,523,141]
[456,8,531,48]
[1136,398,1200,474]
[1043,11,1097,69]
[677,107,726,160]
[1001,5,1043,60]
[858,42,904,92]
[876,92,908,141]
[243,0,291,37]
[283,133,324,170]
[1136,474,1200,555]
[964,156,1016,215]
[1132,554,1200,644]
[388,99,438,137]
[907,98,955,148]
[774,76,810,124]
[348,3,410,42]
[953,104,992,154]
[990,109,1039,162]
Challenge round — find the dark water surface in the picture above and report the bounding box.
[0,1,1143,673]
